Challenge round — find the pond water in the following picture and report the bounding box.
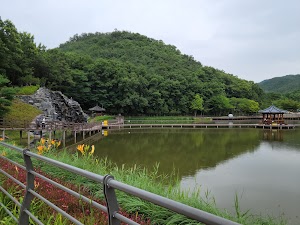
[83,128,300,224]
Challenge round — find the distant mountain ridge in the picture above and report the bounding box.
[258,74,300,93]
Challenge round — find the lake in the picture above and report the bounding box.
[82,128,300,224]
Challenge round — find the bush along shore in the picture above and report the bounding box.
[0,141,286,225]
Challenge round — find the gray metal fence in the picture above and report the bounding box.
[0,142,240,225]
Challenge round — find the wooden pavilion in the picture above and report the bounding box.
[258,105,287,125]
[88,105,106,116]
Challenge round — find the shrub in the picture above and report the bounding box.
[15,85,40,95]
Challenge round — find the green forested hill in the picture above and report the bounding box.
[259,74,300,93]
[1,17,264,116]
[57,31,263,115]
[59,31,202,74]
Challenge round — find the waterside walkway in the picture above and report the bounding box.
[108,123,296,130]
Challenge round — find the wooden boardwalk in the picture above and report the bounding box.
[106,123,297,129]
[212,115,300,121]
[0,120,103,147]
[0,120,102,132]
[1,120,297,133]
[0,118,297,148]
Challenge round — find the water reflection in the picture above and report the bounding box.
[181,141,300,225]
[90,129,261,178]
[80,128,300,224]
[263,130,283,141]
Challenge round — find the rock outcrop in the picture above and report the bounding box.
[19,87,88,123]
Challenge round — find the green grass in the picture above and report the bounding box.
[2,99,42,127]
[0,145,287,225]
[88,115,115,122]
[1,99,42,142]
[127,116,194,120]
[125,116,212,124]
[15,85,40,95]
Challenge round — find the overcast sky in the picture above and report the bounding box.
[1,0,300,82]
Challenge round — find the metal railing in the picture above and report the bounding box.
[0,142,240,225]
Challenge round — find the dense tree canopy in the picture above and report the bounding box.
[57,31,264,115]
[259,74,300,93]
[0,75,15,116]
[4,18,297,116]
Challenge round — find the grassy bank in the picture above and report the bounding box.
[3,99,42,123]
[125,116,212,124]
[0,143,286,225]
[89,115,116,122]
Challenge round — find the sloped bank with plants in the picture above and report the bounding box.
[0,141,286,225]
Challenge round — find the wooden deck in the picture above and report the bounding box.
[0,120,297,148]
[106,123,297,129]
[0,121,102,132]
[212,115,300,121]
[1,120,297,133]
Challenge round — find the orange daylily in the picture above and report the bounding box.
[77,144,85,155]
[37,145,45,155]
[40,138,45,145]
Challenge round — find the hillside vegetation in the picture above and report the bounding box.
[1,18,264,116]
[3,99,42,126]
[259,74,300,93]
[57,31,263,115]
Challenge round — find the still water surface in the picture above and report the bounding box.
[87,128,300,224]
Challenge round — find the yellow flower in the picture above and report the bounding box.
[51,140,56,145]
[37,145,44,155]
[0,138,3,141]
[89,145,95,155]
[56,141,61,147]
[37,145,44,151]
[34,180,40,189]
[40,138,45,145]
[77,144,85,155]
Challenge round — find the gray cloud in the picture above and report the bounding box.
[1,0,299,82]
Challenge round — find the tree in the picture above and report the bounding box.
[207,95,233,116]
[190,94,204,117]
[0,75,16,117]
[273,98,300,112]
[230,97,260,115]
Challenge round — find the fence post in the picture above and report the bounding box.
[103,175,120,225]
[19,149,35,225]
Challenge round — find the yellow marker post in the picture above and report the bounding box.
[103,120,108,126]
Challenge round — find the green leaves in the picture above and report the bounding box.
[0,75,16,116]
[230,97,260,115]
[190,94,204,117]
[0,18,266,116]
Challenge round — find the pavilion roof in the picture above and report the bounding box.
[88,105,106,112]
[258,105,287,114]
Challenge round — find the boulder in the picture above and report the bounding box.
[18,87,88,123]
